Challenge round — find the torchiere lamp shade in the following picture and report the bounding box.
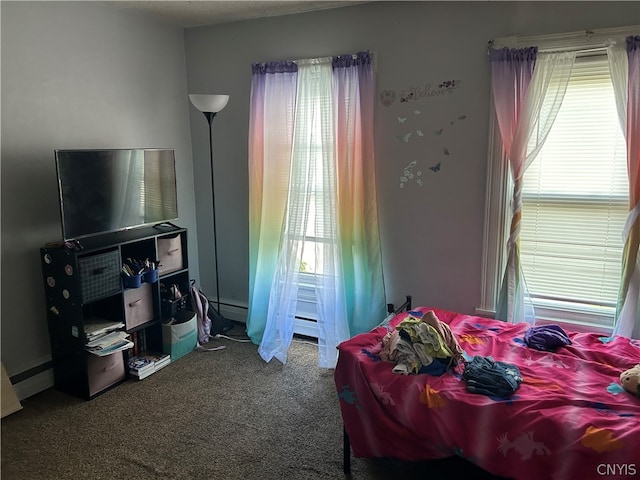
[189,94,229,113]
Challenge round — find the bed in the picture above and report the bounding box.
[334,299,640,480]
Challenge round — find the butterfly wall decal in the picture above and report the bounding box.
[397,116,407,124]
[430,162,441,172]
[397,133,412,143]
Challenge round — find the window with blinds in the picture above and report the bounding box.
[520,54,628,328]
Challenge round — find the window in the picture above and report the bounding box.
[479,26,637,331]
[296,118,333,335]
[520,55,628,328]
[288,61,337,337]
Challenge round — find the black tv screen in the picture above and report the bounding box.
[55,148,178,241]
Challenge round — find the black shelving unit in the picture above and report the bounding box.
[40,224,190,400]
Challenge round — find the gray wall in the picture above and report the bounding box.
[185,2,639,317]
[1,1,199,396]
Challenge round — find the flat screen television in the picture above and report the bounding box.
[55,148,178,241]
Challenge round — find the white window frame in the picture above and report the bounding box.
[478,26,638,333]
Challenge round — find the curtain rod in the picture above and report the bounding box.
[291,51,378,73]
[488,25,639,55]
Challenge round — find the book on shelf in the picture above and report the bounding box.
[144,352,171,371]
[128,351,171,380]
[128,356,154,375]
[130,366,155,380]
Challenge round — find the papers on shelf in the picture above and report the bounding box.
[84,319,125,340]
[85,330,129,349]
[84,323,133,356]
[86,338,134,356]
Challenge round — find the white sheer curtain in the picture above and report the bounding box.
[258,58,348,365]
[305,58,350,368]
[494,50,576,324]
[608,43,628,132]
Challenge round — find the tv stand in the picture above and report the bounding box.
[40,226,191,400]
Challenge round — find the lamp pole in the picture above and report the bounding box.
[188,94,229,317]
[204,111,221,315]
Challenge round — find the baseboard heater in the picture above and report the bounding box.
[10,362,55,401]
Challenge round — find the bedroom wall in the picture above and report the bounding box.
[0,1,199,398]
[184,2,640,319]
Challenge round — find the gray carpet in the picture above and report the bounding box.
[1,324,505,480]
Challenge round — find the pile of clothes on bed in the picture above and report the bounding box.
[380,310,528,398]
[380,310,464,375]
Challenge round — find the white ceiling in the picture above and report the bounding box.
[106,1,366,28]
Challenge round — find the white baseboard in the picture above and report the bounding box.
[219,300,318,338]
[219,301,248,323]
[13,369,54,401]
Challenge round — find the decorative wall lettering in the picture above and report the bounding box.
[379,80,461,107]
[399,80,461,104]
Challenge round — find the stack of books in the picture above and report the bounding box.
[128,352,171,380]
[84,319,133,356]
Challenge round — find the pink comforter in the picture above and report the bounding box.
[334,307,640,480]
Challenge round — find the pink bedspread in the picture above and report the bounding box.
[334,307,640,480]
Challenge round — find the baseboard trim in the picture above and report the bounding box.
[220,301,248,323]
[13,368,54,401]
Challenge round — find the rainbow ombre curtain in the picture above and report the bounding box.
[246,52,386,367]
[612,35,640,339]
[491,47,575,324]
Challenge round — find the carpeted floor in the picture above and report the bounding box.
[1,324,507,480]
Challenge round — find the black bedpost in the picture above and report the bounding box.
[343,424,351,474]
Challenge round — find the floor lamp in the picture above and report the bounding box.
[189,94,229,317]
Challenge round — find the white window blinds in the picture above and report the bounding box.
[520,54,628,325]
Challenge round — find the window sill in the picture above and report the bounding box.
[474,302,614,335]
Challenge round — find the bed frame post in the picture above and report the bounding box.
[343,424,351,474]
[339,295,411,476]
